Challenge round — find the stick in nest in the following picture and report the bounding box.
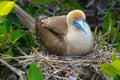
[0,59,25,80]
[32,47,105,64]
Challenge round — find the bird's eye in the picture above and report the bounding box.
[72,20,77,25]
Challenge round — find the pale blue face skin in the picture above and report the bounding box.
[72,19,87,33]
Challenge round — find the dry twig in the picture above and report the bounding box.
[32,47,104,64]
[0,59,25,80]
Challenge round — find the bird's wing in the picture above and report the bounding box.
[41,16,68,38]
[35,15,68,55]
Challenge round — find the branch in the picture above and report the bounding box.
[0,59,25,80]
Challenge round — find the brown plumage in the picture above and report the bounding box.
[14,4,94,56]
[36,16,68,56]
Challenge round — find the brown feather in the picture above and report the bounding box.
[42,16,67,36]
[35,16,68,55]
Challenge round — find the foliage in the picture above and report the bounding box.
[100,60,120,80]
[102,11,113,33]
[61,0,83,10]
[28,63,43,80]
[100,9,120,76]
[100,53,120,80]
[31,0,55,5]
[0,1,15,17]
[102,11,116,41]
[0,18,26,55]
[0,1,41,79]
[101,10,120,52]
[0,0,37,55]
[30,0,83,14]
[0,1,14,55]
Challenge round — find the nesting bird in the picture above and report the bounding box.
[14,4,94,56]
[36,10,94,56]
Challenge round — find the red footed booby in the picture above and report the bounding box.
[14,4,94,56]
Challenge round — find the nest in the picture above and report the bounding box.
[0,37,120,80]
[30,42,116,80]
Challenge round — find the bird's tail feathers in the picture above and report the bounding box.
[14,4,35,34]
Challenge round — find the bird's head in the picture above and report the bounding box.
[67,10,87,33]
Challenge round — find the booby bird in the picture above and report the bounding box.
[36,10,94,56]
[14,4,94,56]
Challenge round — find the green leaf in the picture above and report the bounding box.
[0,16,2,21]
[62,0,83,10]
[102,11,113,33]
[24,5,36,17]
[2,19,10,33]
[113,44,120,52]
[0,1,15,16]
[2,47,13,56]
[112,33,120,52]
[0,24,6,43]
[24,32,35,47]
[5,48,13,56]
[28,63,43,80]
[100,63,118,76]
[111,60,120,75]
[7,13,21,27]
[111,52,116,61]
[31,0,54,5]
[12,30,25,43]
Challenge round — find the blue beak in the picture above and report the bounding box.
[72,19,87,33]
